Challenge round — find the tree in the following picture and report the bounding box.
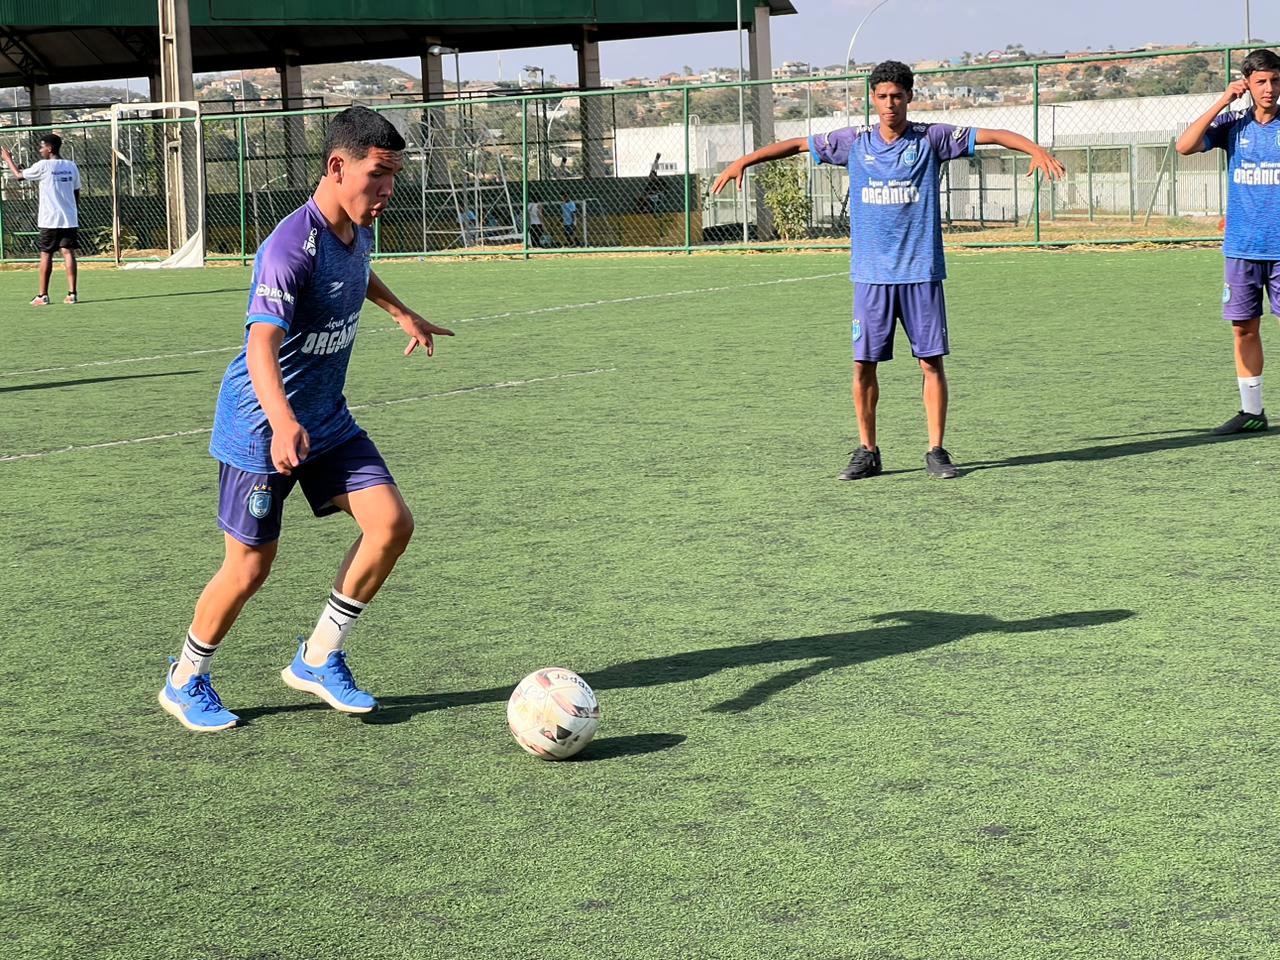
[1103,65,1127,84]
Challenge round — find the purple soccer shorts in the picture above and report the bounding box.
[852,281,949,362]
[1223,258,1280,322]
[216,432,395,546]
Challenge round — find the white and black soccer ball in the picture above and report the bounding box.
[507,667,601,760]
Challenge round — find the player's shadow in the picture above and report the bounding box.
[963,427,1268,473]
[280,607,1130,727]
[91,287,244,303]
[0,370,199,394]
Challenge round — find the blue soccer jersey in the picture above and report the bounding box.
[209,199,373,473]
[809,123,976,284]
[1205,110,1280,260]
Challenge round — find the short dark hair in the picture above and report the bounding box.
[322,106,405,163]
[869,60,914,92]
[40,133,62,154]
[1241,48,1280,78]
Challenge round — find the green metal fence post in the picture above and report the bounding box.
[521,100,529,261]
[1086,145,1094,221]
[237,115,247,265]
[683,86,692,254]
[1032,64,1041,243]
[1128,143,1135,222]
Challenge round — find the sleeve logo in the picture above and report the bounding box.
[255,283,295,304]
[303,228,318,256]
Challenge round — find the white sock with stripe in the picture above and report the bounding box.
[304,589,367,666]
[1238,376,1263,415]
[173,630,218,686]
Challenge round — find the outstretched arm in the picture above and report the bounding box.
[711,137,810,195]
[366,269,455,358]
[975,129,1066,180]
[1176,79,1248,155]
[1,148,23,180]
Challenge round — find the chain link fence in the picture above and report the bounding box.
[0,44,1264,263]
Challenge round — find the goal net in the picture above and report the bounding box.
[110,101,206,268]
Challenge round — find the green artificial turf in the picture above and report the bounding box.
[3,248,1279,960]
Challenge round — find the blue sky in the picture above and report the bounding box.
[379,0,1279,84]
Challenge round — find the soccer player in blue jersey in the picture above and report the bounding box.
[159,106,454,731]
[1176,48,1280,435]
[713,60,1064,479]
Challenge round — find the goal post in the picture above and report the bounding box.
[110,100,206,268]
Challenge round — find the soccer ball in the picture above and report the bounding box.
[507,667,601,760]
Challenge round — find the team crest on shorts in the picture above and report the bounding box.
[1223,284,1232,304]
[248,485,273,519]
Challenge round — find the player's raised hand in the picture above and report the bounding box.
[271,420,310,476]
[398,310,455,357]
[1027,147,1066,181]
[1224,78,1250,103]
[712,159,747,195]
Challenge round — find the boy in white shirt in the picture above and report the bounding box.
[2,133,82,305]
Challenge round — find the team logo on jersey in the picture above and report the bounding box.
[1240,135,1251,148]
[902,141,919,165]
[247,485,273,519]
[327,281,345,297]
[1275,128,1280,147]
[303,228,317,257]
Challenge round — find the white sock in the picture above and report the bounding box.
[1238,375,1264,415]
[173,630,218,685]
[304,589,367,666]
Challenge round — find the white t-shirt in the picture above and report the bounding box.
[22,158,81,228]
[528,202,542,225]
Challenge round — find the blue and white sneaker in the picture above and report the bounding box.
[158,659,239,732]
[280,640,377,714]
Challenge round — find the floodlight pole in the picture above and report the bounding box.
[1244,0,1252,42]
[844,0,896,122]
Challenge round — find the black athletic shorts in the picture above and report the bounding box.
[36,228,79,253]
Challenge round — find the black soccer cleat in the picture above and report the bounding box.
[924,446,959,479]
[1211,410,1268,436]
[838,445,882,481]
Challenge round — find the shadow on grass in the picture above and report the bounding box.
[237,608,1133,727]
[964,428,1269,473]
[567,733,687,761]
[89,287,245,304]
[0,370,200,394]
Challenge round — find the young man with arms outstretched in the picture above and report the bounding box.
[1176,48,1280,435]
[713,60,1064,479]
[160,106,455,732]
[2,134,81,305]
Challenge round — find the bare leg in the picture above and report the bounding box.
[62,248,78,299]
[329,483,415,604]
[852,361,880,450]
[36,252,53,297]
[189,535,278,646]
[919,356,948,449]
[1232,317,1263,377]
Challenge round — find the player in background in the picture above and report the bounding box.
[1176,48,1280,435]
[713,60,1064,479]
[2,134,81,305]
[159,106,455,732]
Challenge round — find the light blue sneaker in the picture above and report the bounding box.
[280,640,377,714]
[158,659,239,732]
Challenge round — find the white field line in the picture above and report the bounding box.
[0,368,613,463]
[0,272,844,380]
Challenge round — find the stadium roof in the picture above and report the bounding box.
[0,1,798,88]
